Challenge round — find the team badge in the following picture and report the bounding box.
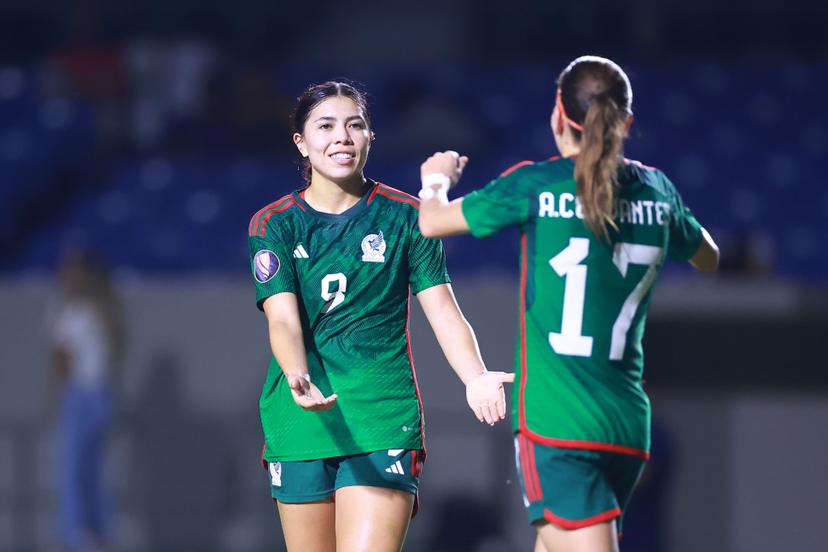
[253,250,280,283]
[361,231,386,263]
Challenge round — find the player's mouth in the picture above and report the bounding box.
[329,152,356,165]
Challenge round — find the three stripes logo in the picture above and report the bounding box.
[293,244,309,259]
[385,449,405,475]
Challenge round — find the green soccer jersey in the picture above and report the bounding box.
[248,180,450,462]
[462,157,703,457]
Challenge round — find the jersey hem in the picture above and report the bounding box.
[262,441,424,463]
[519,428,650,460]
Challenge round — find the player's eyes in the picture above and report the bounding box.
[349,122,365,129]
[318,123,332,130]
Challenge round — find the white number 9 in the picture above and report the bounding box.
[320,273,347,313]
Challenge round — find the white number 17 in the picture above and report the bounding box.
[548,238,663,360]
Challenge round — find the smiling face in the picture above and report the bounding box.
[293,96,372,188]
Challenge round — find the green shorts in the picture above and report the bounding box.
[514,433,645,533]
[263,448,424,505]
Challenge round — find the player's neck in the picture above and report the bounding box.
[304,175,367,214]
[558,141,580,159]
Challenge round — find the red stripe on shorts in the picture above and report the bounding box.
[525,435,543,501]
[519,434,541,502]
[411,450,423,478]
[543,507,622,530]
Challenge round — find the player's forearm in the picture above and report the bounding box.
[267,319,309,378]
[418,197,470,238]
[432,312,487,386]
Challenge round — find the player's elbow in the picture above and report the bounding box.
[693,248,719,272]
[418,216,439,239]
[690,231,720,272]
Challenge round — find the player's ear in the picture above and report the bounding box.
[370,130,376,142]
[551,106,564,138]
[624,114,634,137]
[293,133,308,157]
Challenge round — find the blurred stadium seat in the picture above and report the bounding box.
[1,62,824,280]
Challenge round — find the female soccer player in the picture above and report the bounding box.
[417,56,719,552]
[247,81,513,552]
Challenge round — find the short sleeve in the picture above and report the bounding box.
[461,164,535,238]
[408,221,451,295]
[248,224,297,310]
[662,174,704,262]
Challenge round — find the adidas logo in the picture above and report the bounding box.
[385,461,405,475]
[293,244,309,259]
[385,449,405,475]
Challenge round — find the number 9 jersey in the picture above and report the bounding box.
[248,180,450,463]
[462,157,703,458]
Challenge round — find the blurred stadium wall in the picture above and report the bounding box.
[2,278,826,551]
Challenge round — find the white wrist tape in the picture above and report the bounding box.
[422,172,451,189]
[419,173,451,200]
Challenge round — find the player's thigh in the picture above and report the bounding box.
[333,449,421,552]
[277,499,336,552]
[335,486,414,552]
[536,519,618,552]
[265,456,338,551]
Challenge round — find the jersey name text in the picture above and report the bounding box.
[538,192,671,227]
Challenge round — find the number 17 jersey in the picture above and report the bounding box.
[462,157,703,457]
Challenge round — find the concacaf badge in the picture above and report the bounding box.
[361,230,386,263]
[253,250,280,283]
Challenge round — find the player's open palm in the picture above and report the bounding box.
[466,371,515,426]
[287,374,338,412]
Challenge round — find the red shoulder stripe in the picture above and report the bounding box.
[257,199,297,237]
[377,182,417,200]
[377,189,420,209]
[500,160,534,177]
[249,195,292,236]
[366,183,381,205]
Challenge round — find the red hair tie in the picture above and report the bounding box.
[557,89,584,132]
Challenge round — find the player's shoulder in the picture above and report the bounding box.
[623,158,674,196]
[499,155,573,182]
[248,193,305,238]
[367,181,420,212]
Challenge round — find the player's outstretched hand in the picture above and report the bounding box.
[287,373,338,412]
[421,150,470,188]
[465,371,515,426]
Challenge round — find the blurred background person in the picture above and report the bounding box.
[45,251,125,552]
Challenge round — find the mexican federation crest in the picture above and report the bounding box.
[361,231,386,263]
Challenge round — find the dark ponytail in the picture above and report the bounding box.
[557,56,633,242]
[574,94,627,241]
